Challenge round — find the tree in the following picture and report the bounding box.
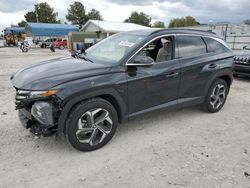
[87,8,103,21]
[244,19,250,25]
[20,3,58,24]
[66,1,88,28]
[35,2,58,23]
[152,21,165,28]
[168,16,199,28]
[124,11,151,27]
[24,11,37,22]
[66,2,103,29]
[18,20,27,27]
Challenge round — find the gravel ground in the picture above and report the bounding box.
[0,47,250,188]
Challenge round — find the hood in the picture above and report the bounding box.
[11,57,112,90]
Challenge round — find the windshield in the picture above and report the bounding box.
[85,33,145,64]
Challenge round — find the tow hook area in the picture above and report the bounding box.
[30,123,55,137]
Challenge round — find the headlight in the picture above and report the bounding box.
[16,90,58,100]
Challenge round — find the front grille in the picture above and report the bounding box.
[15,90,30,109]
[234,56,250,65]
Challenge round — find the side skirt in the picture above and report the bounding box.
[128,96,204,120]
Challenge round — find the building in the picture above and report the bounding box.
[4,27,25,35]
[181,24,250,50]
[25,22,79,40]
[81,20,149,39]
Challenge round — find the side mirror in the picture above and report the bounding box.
[127,55,154,66]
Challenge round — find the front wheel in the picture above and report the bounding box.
[202,78,229,113]
[65,98,118,151]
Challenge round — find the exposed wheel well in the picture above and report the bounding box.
[218,75,232,89]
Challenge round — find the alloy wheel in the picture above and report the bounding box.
[209,84,226,110]
[76,108,113,146]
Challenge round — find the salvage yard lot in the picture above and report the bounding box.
[0,47,250,187]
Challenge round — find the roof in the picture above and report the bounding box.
[81,20,149,33]
[25,22,79,36]
[4,27,25,34]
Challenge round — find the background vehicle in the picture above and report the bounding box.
[3,27,26,46]
[54,38,67,49]
[20,41,30,52]
[0,37,6,47]
[243,44,250,50]
[11,29,234,151]
[233,55,250,77]
[39,38,57,48]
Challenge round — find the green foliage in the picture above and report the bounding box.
[66,1,103,29]
[87,9,103,21]
[244,19,250,25]
[168,16,199,28]
[22,2,58,23]
[35,2,58,23]
[124,11,151,27]
[66,1,87,27]
[18,20,27,27]
[152,21,165,28]
[24,11,37,22]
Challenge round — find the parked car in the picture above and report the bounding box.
[54,38,67,49]
[11,29,234,151]
[243,44,250,50]
[0,37,6,47]
[39,38,57,48]
[233,55,250,77]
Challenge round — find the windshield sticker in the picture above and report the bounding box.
[118,41,135,47]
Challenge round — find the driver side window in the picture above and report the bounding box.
[137,36,174,63]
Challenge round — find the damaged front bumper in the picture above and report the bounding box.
[18,101,58,136]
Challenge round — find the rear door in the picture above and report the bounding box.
[176,35,220,103]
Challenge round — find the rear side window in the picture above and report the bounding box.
[177,35,206,58]
[203,37,228,53]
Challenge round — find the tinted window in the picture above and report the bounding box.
[203,37,228,53]
[177,35,206,58]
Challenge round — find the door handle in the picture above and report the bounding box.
[166,72,179,78]
[208,63,217,69]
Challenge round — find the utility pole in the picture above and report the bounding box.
[224,23,228,41]
[35,8,39,23]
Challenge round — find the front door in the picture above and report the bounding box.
[126,36,181,116]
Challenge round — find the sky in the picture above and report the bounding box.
[0,0,249,32]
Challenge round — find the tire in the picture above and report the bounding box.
[202,78,229,113]
[59,45,64,50]
[233,73,238,78]
[65,98,118,151]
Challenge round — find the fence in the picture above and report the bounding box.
[226,35,250,50]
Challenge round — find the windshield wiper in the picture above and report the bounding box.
[79,54,94,63]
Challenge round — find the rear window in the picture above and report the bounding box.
[203,37,228,53]
[177,35,207,58]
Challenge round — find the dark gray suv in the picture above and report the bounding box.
[11,29,234,151]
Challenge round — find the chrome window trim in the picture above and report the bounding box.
[125,33,230,66]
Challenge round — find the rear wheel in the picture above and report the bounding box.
[65,98,118,151]
[202,78,228,113]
